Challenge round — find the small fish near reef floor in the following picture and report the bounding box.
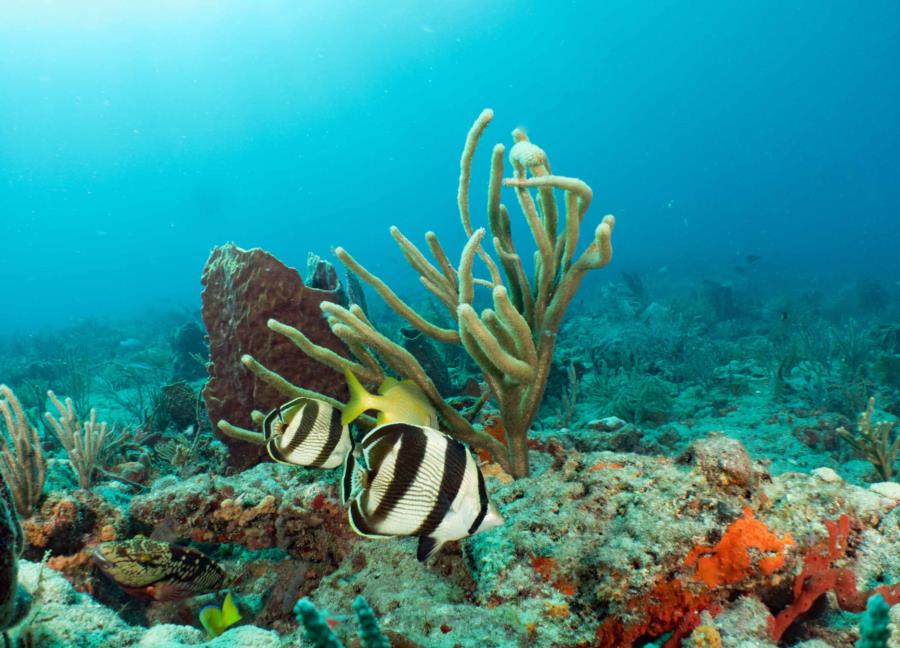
[92,537,226,601]
[199,592,242,638]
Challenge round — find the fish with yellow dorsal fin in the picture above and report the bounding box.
[199,591,242,638]
[341,368,438,428]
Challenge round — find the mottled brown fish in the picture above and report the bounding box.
[92,537,226,601]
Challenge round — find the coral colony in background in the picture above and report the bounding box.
[1,110,899,648]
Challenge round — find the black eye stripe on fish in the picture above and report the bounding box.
[341,450,356,504]
[266,438,288,463]
[263,399,296,441]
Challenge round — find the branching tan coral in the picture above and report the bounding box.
[44,391,111,489]
[0,385,46,517]
[838,396,899,481]
[220,109,615,477]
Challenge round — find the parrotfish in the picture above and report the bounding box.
[263,397,352,469]
[92,537,226,601]
[342,368,439,428]
[341,422,504,561]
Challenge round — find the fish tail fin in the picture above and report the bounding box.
[341,368,377,425]
[222,592,242,627]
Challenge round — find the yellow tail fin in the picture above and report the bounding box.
[199,592,241,638]
[342,368,377,425]
[221,591,241,627]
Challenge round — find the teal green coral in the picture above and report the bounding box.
[857,593,892,648]
[294,596,390,648]
[352,595,390,648]
[294,598,343,648]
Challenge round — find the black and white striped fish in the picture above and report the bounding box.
[263,397,352,469]
[341,422,504,561]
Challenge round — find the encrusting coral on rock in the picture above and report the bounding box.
[2,416,900,647]
[129,463,356,565]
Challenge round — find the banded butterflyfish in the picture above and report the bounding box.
[341,422,504,561]
[263,397,352,469]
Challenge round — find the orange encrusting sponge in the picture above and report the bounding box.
[684,507,794,588]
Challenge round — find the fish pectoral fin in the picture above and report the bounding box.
[263,398,303,440]
[355,469,369,496]
[341,448,372,505]
[340,450,356,505]
[120,585,155,600]
[416,536,444,562]
[141,582,183,602]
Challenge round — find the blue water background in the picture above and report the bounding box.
[1,1,898,335]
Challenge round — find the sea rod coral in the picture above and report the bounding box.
[44,390,112,490]
[0,385,46,518]
[218,109,615,477]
